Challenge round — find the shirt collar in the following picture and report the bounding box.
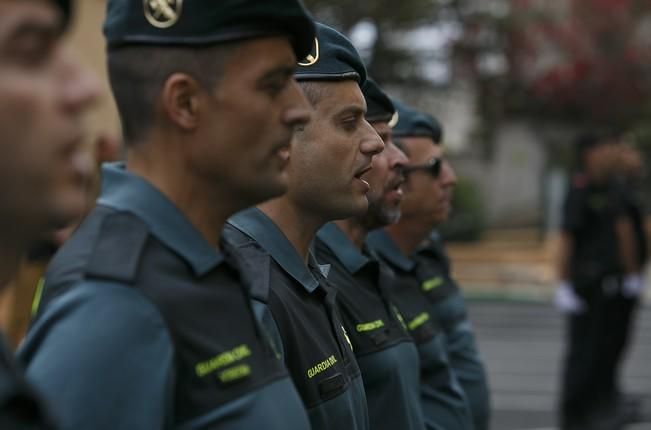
[97,162,223,276]
[316,223,370,274]
[366,229,416,272]
[227,207,319,293]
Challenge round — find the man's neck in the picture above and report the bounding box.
[385,221,433,256]
[127,146,237,248]
[258,197,324,263]
[334,219,368,250]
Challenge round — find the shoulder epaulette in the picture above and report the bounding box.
[229,241,272,303]
[86,211,149,284]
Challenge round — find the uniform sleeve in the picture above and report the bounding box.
[561,186,584,233]
[608,179,630,220]
[17,282,175,430]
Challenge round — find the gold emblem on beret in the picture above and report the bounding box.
[298,38,320,67]
[388,111,399,128]
[144,0,183,29]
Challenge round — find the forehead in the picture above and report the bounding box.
[401,136,440,162]
[314,80,366,116]
[224,36,296,73]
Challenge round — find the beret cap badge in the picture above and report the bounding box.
[388,111,400,128]
[298,38,320,67]
[144,0,183,29]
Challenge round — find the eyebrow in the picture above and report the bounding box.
[334,104,366,119]
[1,19,60,47]
[257,64,295,83]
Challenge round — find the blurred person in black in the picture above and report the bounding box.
[602,137,648,420]
[556,133,647,430]
[6,133,122,349]
[0,0,99,427]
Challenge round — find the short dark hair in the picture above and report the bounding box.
[298,81,331,107]
[107,43,236,144]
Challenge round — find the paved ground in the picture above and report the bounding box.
[467,300,651,430]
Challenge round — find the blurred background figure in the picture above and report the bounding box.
[556,133,648,430]
[0,0,100,427]
[2,132,122,349]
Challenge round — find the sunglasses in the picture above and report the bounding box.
[403,158,442,178]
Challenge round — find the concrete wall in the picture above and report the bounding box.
[453,121,548,228]
[67,0,120,139]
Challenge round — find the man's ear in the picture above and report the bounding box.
[160,73,202,131]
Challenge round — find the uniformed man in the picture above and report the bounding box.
[312,78,425,430]
[403,114,492,430]
[224,22,384,430]
[556,134,644,430]
[605,141,648,421]
[367,101,480,430]
[412,230,491,430]
[0,0,99,427]
[19,1,317,429]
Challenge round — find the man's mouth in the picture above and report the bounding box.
[354,164,373,180]
[62,134,93,179]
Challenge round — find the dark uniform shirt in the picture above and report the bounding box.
[622,182,649,268]
[224,208,369,430]
[414,232,491,430]
[366,230,474,430]
[313,223,424,430]
[1,335,56,429]
[18,163,310,430]
[562,176,628,287]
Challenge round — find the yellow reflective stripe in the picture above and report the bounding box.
[422,277,444,292]
[307,355,338,379]
[355,319,385,333]
[393,306,407,331]
[218,364,251,383]
[195,344,251,377]
[408,312,430,331]
[31,277,45,316]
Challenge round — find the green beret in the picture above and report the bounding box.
[392,100,442,143]
[362,78,395,124]
[103,0,316,59]
[294,22,366,84]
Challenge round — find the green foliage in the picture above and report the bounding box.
[439,177,486,242]
[302,0,441,82]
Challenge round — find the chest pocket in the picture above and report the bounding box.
[368,329,390,347]
[318,373,346,398]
